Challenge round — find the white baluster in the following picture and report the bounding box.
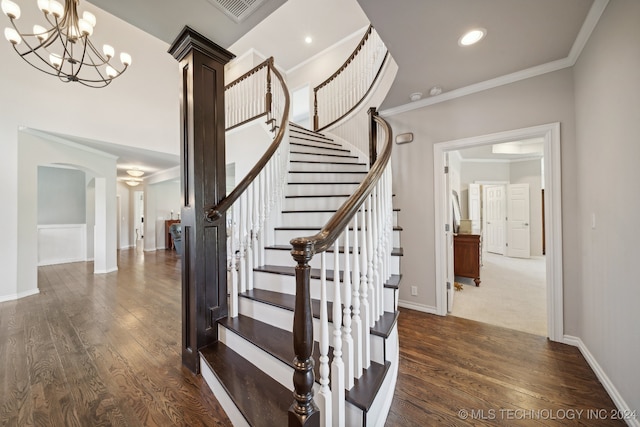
[376,182,384,318]
[246,184,254,291]
[371,186,381,322]
[366,194,376,327]
[258,172,266,267]
[351,209,363,378]
[229,217,238,317]
[331,238,345,427]
[342,225,354,390]
[238,191,247,294]
[361,202,371,369]
[318,252,332,427]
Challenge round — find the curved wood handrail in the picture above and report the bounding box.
[290,112,392,256]
[313,25,373,92]
[206,59,290,221]
[225,57,270,90]
[315,51,389,133]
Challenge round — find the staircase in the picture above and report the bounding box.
[199,122,402,426]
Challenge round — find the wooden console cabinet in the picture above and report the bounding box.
[454,234,481,286]
[165,219,180,250]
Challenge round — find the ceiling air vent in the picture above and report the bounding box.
[207,0,266,23]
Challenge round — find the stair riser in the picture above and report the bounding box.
[288,172,367,184]
[251,271,397,309]
[274,228,401,247]
[280,210,398,227]
[284,196,349,211]
[217,323,365,426]
[285,182,360,197]
[290,161,368,173]
[199,357,251,427]
[218,324,293,391]
[263,249,401,274]
[239,297,387,365]
[290,152,360,164]
[290,143,350,156]
[290,134,337,147]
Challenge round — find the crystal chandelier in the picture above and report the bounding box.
[2,0,131,87]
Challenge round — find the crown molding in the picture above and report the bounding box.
[380,0,609,118]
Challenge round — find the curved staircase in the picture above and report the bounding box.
[200,122,402,426]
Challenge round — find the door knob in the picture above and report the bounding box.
[524,223,529,226]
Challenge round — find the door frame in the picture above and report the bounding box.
[433,122,564,342]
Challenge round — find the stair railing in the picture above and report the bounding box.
[289,109,393,427]
[206,57,290,318]
[313,26,388,133]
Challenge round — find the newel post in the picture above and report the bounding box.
[169,27,235,373]
[289,239,320,427]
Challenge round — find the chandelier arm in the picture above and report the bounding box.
[3,0,131,87]
[11,44,72,78]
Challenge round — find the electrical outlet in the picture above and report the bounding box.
[411,286,418,296]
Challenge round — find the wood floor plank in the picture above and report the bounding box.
[0,249,624,426]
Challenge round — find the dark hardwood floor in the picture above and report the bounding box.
[1,249,622,426]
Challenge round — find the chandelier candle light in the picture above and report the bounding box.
[2,0,131,87]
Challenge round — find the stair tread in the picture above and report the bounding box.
[285,194,351,199]
[275,225,403,231]
[290,160,367,166]
[287,181,361,185]
[243,283,397,339]
[289,171,368,175]
[219,314,390,411]
[291,151,359,160]
[263,244,404,257]
[254,264,401,289]
[200,342,290,427]
[290,141,350,153]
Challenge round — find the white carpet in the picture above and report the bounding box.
[450,252,547,336]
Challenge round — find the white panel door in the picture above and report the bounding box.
[468,183,481,234]
[507,184,531,258]
[484,185,505,254]
[445,154,455,312]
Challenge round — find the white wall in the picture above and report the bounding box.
[16,130,118,299]
[226,121,274,186]
[0,2,179,301]
[117,182,132,249]
[573,0,640,412]
[150,180,181,250]
[385,68,578,318]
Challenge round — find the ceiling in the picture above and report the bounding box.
[75,0,602,173]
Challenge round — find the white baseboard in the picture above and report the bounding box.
[563,335,639,427]
[0,288,40,303]
[397,300,439,315]
[94,266,118,274]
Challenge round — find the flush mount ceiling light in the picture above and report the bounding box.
[409,92,422,102]
[125,178,142,187]
[126,168,144,177]
[458,28,486,46]
[2,0,131,87]
[429,86,442,96]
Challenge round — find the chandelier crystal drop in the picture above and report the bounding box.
[2,0,131,87]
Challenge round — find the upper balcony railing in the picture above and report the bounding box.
[313,26,388,132]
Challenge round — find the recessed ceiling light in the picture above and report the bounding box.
[459,28,486,46]
[304,36,313,44]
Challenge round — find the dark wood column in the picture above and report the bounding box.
[169,27,235,373]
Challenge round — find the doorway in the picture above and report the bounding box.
[433,123,564,341]
[134,190,144,249]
